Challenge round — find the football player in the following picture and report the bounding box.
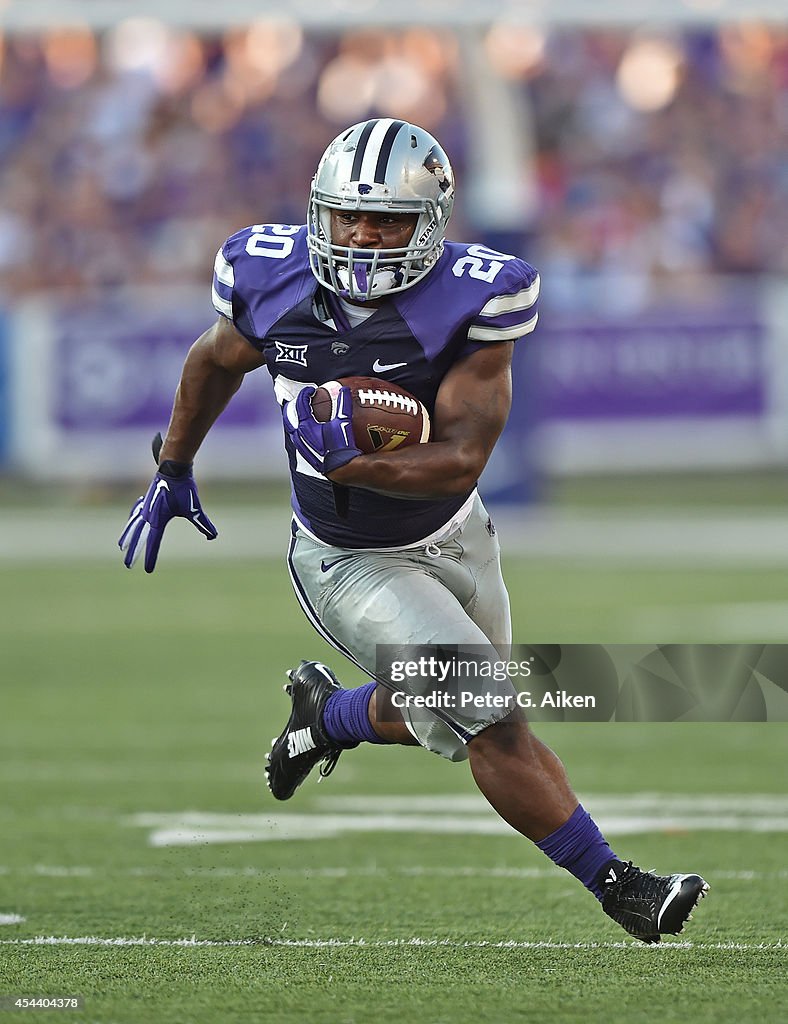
[119,118,708,943]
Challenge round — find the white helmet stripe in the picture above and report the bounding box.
[372,119,406,183]
[349,119,377,180]
[357,118,400,185]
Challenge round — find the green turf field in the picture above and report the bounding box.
[1,553,786,1024]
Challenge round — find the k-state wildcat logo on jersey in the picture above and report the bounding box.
[275,342,308,366]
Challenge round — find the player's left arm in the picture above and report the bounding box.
[327,341,513,498]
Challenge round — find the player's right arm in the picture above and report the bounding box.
[158,316,267,465]
[120,225,288,571]
[118,315,266,572]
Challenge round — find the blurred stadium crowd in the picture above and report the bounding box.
[0,21,786,307]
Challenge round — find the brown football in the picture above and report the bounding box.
[311,376,431,454]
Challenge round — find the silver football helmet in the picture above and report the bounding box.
[307,118,455,302]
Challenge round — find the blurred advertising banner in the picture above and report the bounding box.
[8,287,287,480]
[540,311,763,419]
[527,278,788,473]
[6,278,788,481]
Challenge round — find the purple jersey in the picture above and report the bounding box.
[212,224,539,547]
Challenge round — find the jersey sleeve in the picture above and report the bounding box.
[210,224,310,348]
[211,245,235,322]
[466,261,540,345]
[210,228,262,346]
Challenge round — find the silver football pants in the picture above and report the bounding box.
[286,493,514,761]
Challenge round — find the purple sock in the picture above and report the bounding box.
[535,804,619,901]
[322,682,388,746]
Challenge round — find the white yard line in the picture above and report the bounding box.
[144,816,788,847]
[0,935,782,951]
[0,915,25,925]
[128,797,788,845]
[2,793,786,855]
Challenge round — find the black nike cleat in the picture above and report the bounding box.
[264,660,353,801]
[600,860,710,944]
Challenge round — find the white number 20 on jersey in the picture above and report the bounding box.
[246,224,301,259]
[452,244,516,283]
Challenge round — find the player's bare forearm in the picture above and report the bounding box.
[158,317,266,464]
[328,344,513,498]
[160,361,243,464]
[327,438,489,497]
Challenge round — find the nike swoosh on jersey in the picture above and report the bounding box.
[372,358,407,372]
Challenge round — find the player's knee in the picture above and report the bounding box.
[424,706,528,762]
[468,709,532,758]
